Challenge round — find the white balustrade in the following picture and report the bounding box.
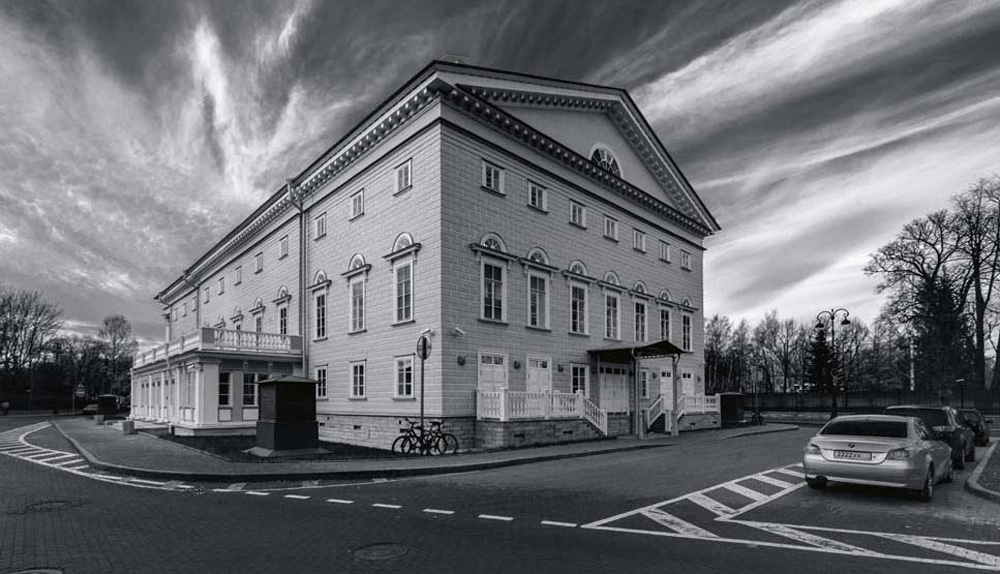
[134,328,301,367]
[646,395,664,430]
[476,389,609,435]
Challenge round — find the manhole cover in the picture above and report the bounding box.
[353,543,409,562]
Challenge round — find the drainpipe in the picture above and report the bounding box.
[288,179,308,377]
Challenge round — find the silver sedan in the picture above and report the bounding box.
[802,414,953,501]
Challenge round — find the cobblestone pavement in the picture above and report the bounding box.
[1,422,996,573]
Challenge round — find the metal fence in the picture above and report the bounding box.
[755,389,1000,414]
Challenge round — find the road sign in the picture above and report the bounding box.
[416,335,432,360]
[75,384,85,398]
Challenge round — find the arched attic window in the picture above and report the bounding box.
[682,297,693,307]
[276,285,289,300]
[569,260,588,276]
[590,146,621,177]
[313,270,328,285]
[526,248,549,265]
[348,254,366,271]
[393,232,413,252]
[481,233,507,253]
[633,281,647,295]
[603,271,621,286]
[252,297,263,310]
[659,289,672,302]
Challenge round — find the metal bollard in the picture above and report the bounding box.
[94,415,105,425]
[121,420,135,435]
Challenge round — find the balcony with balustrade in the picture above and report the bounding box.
[133,327,303,369]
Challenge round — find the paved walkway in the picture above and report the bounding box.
[51,418,799,481]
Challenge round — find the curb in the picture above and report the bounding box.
[725,424,801,439]
[52,422,799,482]
[964,441,1000,503]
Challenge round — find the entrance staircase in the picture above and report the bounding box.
[646,395,720,433]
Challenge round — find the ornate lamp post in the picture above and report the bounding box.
[815,308,851,419]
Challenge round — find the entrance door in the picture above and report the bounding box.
[526,357,551,393]
[660,369,674,407]
[599,366,629,413]
[478,353,508,391]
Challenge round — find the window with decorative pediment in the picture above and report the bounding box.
[481,233,506,253]
[569,261,588,276]
[590,147,621,177]
[526,248,549,265]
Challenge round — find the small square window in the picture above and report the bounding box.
[570,202,587,228]
[633,229,646,252]
[681,250,693,270]
[659,241,672,263]
[172,308,178,322]
[350,189,364,219]
[235,266,243,285]
[315,212,327,240]
[182,302,188,316]
[279,235,289,259]
[217,277,225,295]
[254,252,264,273]
[528,182,547,211]
[482,161,504,194]
[603,216,618,241]
[396,159,412,193]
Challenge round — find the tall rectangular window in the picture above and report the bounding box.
[640,370,650,398]
[279,306,288,335]
[254,314,263,333]
[315,366,327,399]
[350,189,364,219]
[660,308,671,341]
[315,212,327,239]
[605,292,620,339]
[633,229,646,252]
[254,252,263,273]
[315,293,327,339]
[351,361,366,398]
[482,161,504,193]
[682,314,692,351]
[350,278,365,332]
[482,261,504,321]
[681,250,692,270]
[217,277,225,295]
[570,201,586,227]
[182,302,188,316]
[659,241,672,262]
[571,364,588,395]
[202,287,209,304]
[235,266,243,285]
[243,373,258,406]
[528,182,547,211]
[395,262,413,323]
[528,273,548,328]
[279,235,289,258]
[635,300,647,342]
[218,372,230,407]
[172,308,178,322]
[396,159,412,193]
[570,283,588,335]
[395,356,414,398]
[603,216,618,240]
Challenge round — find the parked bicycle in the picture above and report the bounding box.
[391,418,459,456]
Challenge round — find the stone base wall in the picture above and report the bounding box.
[608,413,632,436]
[678,412,721,431]
[475,418,611,450]
[317,414,476,451]
[171,424,256,437]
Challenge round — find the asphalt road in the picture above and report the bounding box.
[1,423,997,574]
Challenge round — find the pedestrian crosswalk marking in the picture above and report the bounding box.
[641,508,718,538]
[753,473,798,488]
[687,492,736,516]
[721,482,770,503]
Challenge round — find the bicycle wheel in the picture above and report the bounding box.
[391,435,414,456]
[434,433,459,455]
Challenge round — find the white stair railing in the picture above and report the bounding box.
[646,395,664,430]
[579,392,608,435]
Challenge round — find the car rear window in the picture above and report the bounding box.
[961,411,981,422]
[886,408,949,427]
[820,420,909,438]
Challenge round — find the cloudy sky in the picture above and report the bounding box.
[0,0,997,343]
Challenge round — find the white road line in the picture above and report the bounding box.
[22,451,59,459]
[750,523,878,555]
[721,482,770,503]
[5,447,41,454]
[245,491,270,496]
[640,508,718,538]
[53,458,85,467]
[752,473,799,489]
[129,478,169,486]
[213,488,242,493]
[478,514,514,522]
[720,482,807,520]
[422,509,455,515]
[786,523,1000,547]
[326,498,354,504]
[876,536,1000,568]
[227,482,247,491]
[540,520,578,528]
[372,503,402,509]
[775,467,805,478]
[687,492,736,516]
[67,465,90,471]
[33,452,76,462]
[284,494,310,500]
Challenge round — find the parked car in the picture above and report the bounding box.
[958,408,991,447]
[884,405,975,469]
[802,414,952,501]
[81,403,98,415]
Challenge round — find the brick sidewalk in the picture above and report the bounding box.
[50,418,800,481]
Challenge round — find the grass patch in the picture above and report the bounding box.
[151,432,396,463]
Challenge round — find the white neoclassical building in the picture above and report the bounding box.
[131,60,722,448]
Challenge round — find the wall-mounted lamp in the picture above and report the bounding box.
[513,360,521,370]
[457,356,466,366]
[557,364,564,373]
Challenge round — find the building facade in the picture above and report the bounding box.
[131,61,722,448]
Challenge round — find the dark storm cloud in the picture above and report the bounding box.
[0,0,997,343]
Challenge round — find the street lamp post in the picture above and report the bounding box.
[815,308,851,420]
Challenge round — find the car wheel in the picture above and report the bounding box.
[954,453,966,470]
[917,467,934,502]
[806,477,826,490]
[942,459,954,483]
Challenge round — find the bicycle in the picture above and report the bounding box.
[391,418,459,456]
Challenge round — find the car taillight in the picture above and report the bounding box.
[804,444,820,455]
[886,448,915,460]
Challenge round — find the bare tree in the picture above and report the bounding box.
[0,284,63,372]
[98,314,137,395]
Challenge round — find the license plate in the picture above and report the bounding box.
[834,450,871,461]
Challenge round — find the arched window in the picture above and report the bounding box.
[633,281,647,295]
[590,146,621,177]
[349,254,366,271]
[682,297,693,307]
[526,248,549,265]
[603,271,621,286]
[569,260,588,276]
[215,315,225,328]
[392,233,414,252]
[481,233,507,253]
[659,289,672,302]
[252,298,263,310]
[277,286,289,299]
[313,270,328,285]
[232,306,242,317]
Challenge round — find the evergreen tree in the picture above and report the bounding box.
[808,326,835,394]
